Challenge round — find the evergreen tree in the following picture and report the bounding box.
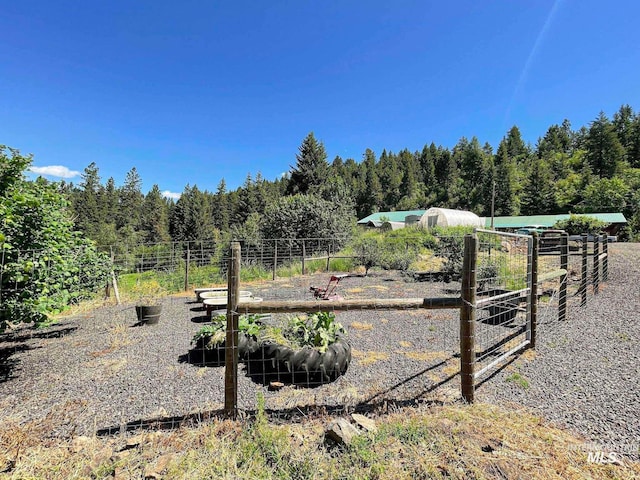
[378,150,403,210]
[612,104,635,153]
[117,167,144,234]
[626,114,640,168]
[74,162,102,238]
[419,143,436,187]
[213,179,230,231]
[286,132,329,195]
[520,157,556,215]
[357,149,383,218]
[493,138,519,215]
[585,111,625,178]
[141,184,171,243]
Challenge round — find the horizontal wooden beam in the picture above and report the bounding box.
[538,268,567,283]
[237,296,462,314]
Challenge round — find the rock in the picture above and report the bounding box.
[144,453,174,478]
[351,413,377,433]
[268,381,285,391]
[71,435,93,453]
[325,418,360,446]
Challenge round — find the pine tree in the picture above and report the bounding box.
[74,162,102,237]
[520,157,556,215]
[117,167,144,234]
[357,149,382,218]
[585,111,625,178]
[286,132,329,195]
[493,139,519,215]
[141,184,171,243]
[627,115,640,168]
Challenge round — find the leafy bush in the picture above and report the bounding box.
[553,214,606,235]
[1,146,111,330]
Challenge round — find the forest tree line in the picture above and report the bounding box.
[63,104,640,246]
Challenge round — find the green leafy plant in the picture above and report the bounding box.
[192,312,347,354]
[283,311,346,353]
[191,314,264,349]
[553,214,606,235]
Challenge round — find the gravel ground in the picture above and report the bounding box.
[1,244,638,458]
[477,243,640,459]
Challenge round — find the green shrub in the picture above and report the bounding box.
[553,214,606,235]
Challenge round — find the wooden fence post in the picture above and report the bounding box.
[581,234,588,307]
[184,247,190,291]
[225,241,241,417]
[559,233,568,322]
[272,240,278,281]
[529,233,539,349]
[593,235,600,295]
[460,234,477,403]
[302,240,306,275]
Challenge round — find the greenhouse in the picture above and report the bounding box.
[418,207,484,229]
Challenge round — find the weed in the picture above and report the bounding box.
[505,372,530,389]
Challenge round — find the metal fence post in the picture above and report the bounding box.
[529,233,539,349]
[581,234,588,307]
[593,235,600,295]
[460,233,477,403]
[602,235,609,282]
[559,233,568,322]
[225,241,241,417]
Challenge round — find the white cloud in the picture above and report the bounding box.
[162,190,181,200]
[29,165,81,179]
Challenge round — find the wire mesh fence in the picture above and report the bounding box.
[0,232,612,434]
[472,230,532,381]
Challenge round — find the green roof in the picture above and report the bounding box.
[485,213,627,229]
[357,210,426,224]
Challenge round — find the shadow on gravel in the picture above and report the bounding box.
[97,354,463,437]
[177,352,224,368]
[0,343,37,383]
[190,315,210,324]
[0,325,78,343]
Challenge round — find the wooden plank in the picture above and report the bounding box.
[237,296,462,314]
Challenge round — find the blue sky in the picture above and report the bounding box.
[2,1,639,198]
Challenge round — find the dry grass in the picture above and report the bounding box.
[2,401,638,479]
[409,254,446,272]
[350,321,374,331]
[399,350,450,362]
[351,349,390,366]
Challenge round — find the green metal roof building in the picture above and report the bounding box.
[358,210,627,232]
[485,213,627,230]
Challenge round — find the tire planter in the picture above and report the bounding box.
[246,335,351,386]
[188,333,260,367]
[135,305,162,325]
